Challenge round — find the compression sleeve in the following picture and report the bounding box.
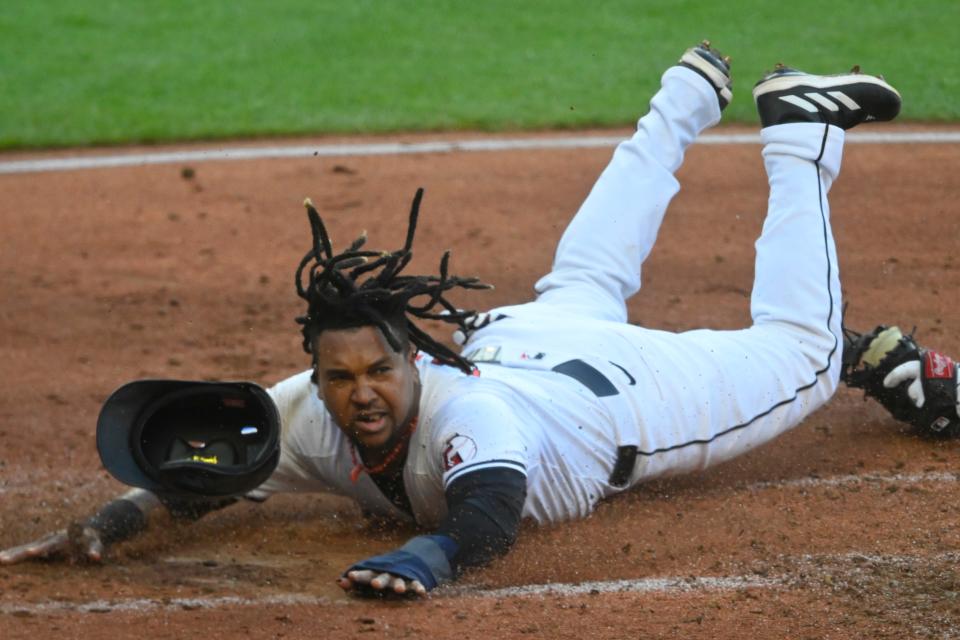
[436,466,527,573]
[83,489,161,545]
[83,488,243,546]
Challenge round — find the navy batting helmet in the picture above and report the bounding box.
[96,380,280,497]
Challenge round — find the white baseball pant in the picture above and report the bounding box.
[497,65,845,483]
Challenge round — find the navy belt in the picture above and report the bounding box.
[549,359,635,487]
[550,359,619,397]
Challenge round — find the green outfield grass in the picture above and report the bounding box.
[0,0,956,148]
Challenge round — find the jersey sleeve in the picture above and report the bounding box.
[431,390,529,490]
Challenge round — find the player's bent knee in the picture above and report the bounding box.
[750,321,841,401]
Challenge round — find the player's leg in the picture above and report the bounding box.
[527,43,732,323]
[746,66,901,391]
[622,66,901,482]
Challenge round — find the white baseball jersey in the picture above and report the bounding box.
[251,354,623,526]
[251,65,846,527]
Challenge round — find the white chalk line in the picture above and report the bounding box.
[0,593,340,616]
[2,551,954,616]
[1,130,958,175]
[744,469,959,491]
[0,575,776,616]
[455,574,779,599]
[453,550,960,600]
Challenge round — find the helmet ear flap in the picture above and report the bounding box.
[97,380,280,498]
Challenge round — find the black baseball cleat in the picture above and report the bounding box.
[678,40,733,110]
[752,64,901,129]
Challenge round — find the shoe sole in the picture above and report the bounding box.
[679,49,732,104]
[753,72,901,99]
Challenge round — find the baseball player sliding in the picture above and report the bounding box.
[4,41,954,598]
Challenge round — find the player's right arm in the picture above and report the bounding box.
[0,488,162,564]
[0,487,246,565]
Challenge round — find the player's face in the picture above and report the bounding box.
[313,326,420,456]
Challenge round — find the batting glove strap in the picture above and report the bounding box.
[348,534,458,591]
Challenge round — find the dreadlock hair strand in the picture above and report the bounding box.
[295,188,493,376]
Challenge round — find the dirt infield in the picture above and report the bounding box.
[2,126,960,639]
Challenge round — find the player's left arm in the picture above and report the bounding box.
[338,466,526,597]
[339,389,529,598]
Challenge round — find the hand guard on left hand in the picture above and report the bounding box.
[842,325,960,437]
[339,535,458,598]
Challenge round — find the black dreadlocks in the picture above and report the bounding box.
[295,188,493,376]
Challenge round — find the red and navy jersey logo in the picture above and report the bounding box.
[442,434,478,471]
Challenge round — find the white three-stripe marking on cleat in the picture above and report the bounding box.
[828,91,860,110]
[779,91,860,113]
[804,93,840,111]
[779,94,820,112]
